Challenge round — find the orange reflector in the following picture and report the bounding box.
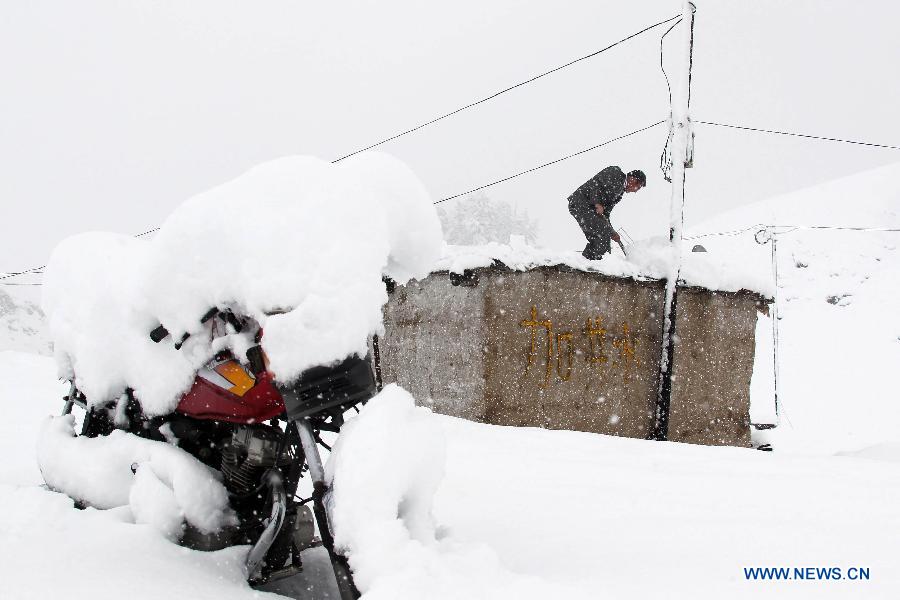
[214,361,255,397]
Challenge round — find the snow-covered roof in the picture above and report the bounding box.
[436,236,774,297]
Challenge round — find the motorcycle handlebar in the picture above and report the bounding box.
[149,325,169,343]
[149,306,221,346]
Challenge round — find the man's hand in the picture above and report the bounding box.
[594,203,605,215]
[611,231,621,243]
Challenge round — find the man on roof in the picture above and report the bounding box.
[567,166,646,260]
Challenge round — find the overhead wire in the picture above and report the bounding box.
[0,265,46,282]
[658,3,698,187]
[658,18,681,183]
[331,13,680,163]
[433,120,666,204]
[685,223,900,240]
[2,14,681,281]
[696,120,900,151]
[10,221,897,288]
[135,227,160,238]
[2,226,161,283]
[659,20,680,108]
[10,8,897,282]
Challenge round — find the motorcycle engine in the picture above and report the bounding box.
[220,424,291,495]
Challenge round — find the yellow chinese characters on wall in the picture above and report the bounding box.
[519,306,640,386]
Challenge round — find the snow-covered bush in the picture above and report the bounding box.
[437,193,538,246]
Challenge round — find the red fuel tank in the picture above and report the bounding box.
[176,359,284,424]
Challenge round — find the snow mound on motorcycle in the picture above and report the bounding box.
[42,152,442,415]
[326,385,564,599]
[37,413,237,540]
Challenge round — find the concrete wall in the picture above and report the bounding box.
[378,276,486,422]
[376,266,765,447]
[481,268,664,438]
[667,288,766,447]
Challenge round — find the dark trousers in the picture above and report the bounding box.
[568,199,613,259]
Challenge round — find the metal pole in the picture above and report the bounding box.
[668,1,694,245]
[652,0,695,441]
[770,232,781,421]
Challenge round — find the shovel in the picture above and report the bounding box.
[600,214,628,257]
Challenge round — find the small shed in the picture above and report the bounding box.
[373,244,770,447]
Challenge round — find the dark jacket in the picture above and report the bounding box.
[568,166,626,215]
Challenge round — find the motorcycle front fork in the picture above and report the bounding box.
[295,418,360,600]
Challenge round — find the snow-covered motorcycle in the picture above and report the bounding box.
[58,306,377,599]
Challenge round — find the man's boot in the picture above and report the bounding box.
[582,240,607,260]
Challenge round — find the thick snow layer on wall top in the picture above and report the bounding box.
[437,235,773,297]
[42,153,442,416]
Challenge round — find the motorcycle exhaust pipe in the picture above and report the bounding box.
[246,469,287,581]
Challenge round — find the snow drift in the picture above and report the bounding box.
[326,385,574,599]
[37,414,236,540]
[42,153,442,415]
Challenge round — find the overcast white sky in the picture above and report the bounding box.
[2,0,899,274]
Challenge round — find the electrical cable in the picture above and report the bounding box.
[2,16,682,281]
[659,20,680,109]
[696,120,900,151]
[683,223,767,239]
[0,266,45,282]
[1,227,161,282]
[773,224,900,235]
[331,14,680,163]
[433,120,665,205]
[1,120,665,281]
[685,223,900,240]
[657,8,697,184]
[658,19,681,183]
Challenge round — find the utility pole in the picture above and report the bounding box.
[668,0,694,244]
[652,0,695,441]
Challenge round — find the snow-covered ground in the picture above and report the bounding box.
[2,353,898,599]
[1,162,899,599]
[0,289,50,356]
[0,352,272,600]
[689,162,900,455]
